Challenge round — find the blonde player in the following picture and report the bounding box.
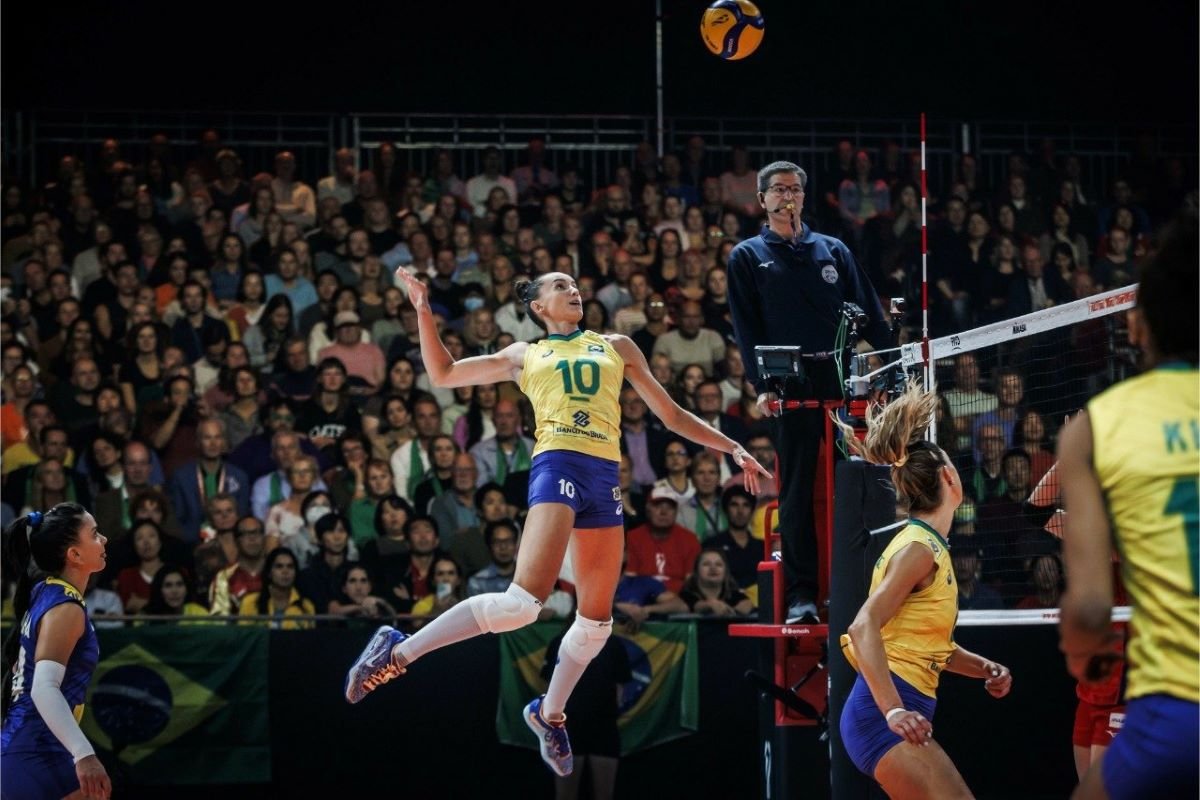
[1060,213,1199,800]
[345,269,771,777]
[836,381,1012,799]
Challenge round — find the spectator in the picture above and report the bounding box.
[617,454,647,532]
[47,356,101,439]
[249,430,329,521]
[1090,225,1134,290]
[390,396,442,502]
[976,449,1052,599]
[298,357,363,451]
[448,483,510,578]
[239,547,315,629]
[367,394,416,466]
[430,453,482,551]
[837,150,890,250]
[678,548,754,616]
[469,399,534,488]
[409,557,466,620]
[209,515,267,616]
[170,280,227,364]
[141,565,209,620]
[318,148,358,206]
[95,440,178,543]
[467,518,519,596]
[358,495,413,590]
[651,441,694,505]
[943,353,998,449]
[618,386,669,490]
[613,549,689,625]
[652,300,725,377]
[1006,242,1071,317]
[624,487,702,594]
[269,336,319,402]
[466,147,517,218]
[1038,202,1090,270]
[168,418,250,543]
[453,382,499,451]
[976,234,1020,324]
[264,454,321,547]
[705,485,761,591]
[279,490,334,570]
[264,249,317,319]
[676,452,727,540]
[1013,409,1055,486]
[228,396,320,483]
[967,423,1008,504]
[334,564,398,621]
[720,144,759,220]
[949,533,1003,610]
[115,520,166,613]
[216,367,265,452]
[971,368,1025,460]
[391,515,445,612]
[297,512,354,615]
[411,434,458,513]
[691,379,748,475]
[271,152,316,229]
[1015,553,1064,610]
[201,492,240,565]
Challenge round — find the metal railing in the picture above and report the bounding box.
[4,110,1195,197]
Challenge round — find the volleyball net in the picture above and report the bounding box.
[893,283,1140,612]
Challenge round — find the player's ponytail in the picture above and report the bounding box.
[832,379,945,512]
[514,277,548,330]
[1,503,89,717]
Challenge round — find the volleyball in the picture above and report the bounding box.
[700,0,765,61]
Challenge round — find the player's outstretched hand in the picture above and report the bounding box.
[733,448,773,495]
[394,267,429,312]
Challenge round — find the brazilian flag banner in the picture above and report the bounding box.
[496,621,699,756]
[80,626,270,784]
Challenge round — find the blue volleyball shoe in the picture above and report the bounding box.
[344,625,407,704]
[523,695,573,776]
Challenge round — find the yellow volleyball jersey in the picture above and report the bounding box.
[519,329,624,463]
[841,520,959,698]
[1088,364,1200,703]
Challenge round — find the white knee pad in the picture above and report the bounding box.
[471,583,543,634]
[559,615,613,665]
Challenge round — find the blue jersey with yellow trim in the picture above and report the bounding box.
[1,578,99,753]
[519,329,624,463]
[1089,363,1200,703]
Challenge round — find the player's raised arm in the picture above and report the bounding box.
[610,334,772,495]
[395,267,527,388]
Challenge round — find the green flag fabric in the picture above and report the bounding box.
[80,625,270,784]
[496,621,699,756]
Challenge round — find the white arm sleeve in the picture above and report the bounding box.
[30,659,95,763]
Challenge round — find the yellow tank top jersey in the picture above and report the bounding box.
[841,520,959,698]
[519,329,624,463]
[1088,364,1200,703]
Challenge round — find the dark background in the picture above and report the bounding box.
[3,0,1196,122]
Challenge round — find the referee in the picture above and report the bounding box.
[728,160,891,623]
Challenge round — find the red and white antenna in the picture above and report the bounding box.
[920,113,935,438]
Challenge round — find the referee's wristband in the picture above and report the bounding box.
[885,707,906,722]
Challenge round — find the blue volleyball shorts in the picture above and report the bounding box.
[1101,693,1199,799]
[527,450,622,529]
[840,671,937,778]
[0,746,79,800]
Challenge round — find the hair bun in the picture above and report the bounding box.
[27,511,43,529]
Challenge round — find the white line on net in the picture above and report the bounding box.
[958,607,1132,626]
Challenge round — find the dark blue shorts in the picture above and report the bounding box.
[840,671,936,778]
[1102,694,1199,800]
[527,450,622,529]
[0,747,79,800]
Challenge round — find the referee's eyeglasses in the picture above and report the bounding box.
[766,185,804,197]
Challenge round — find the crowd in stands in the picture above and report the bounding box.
[0,129,1193,626]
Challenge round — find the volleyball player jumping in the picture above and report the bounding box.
[345,269,771,777]
[836,381,1012,799]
